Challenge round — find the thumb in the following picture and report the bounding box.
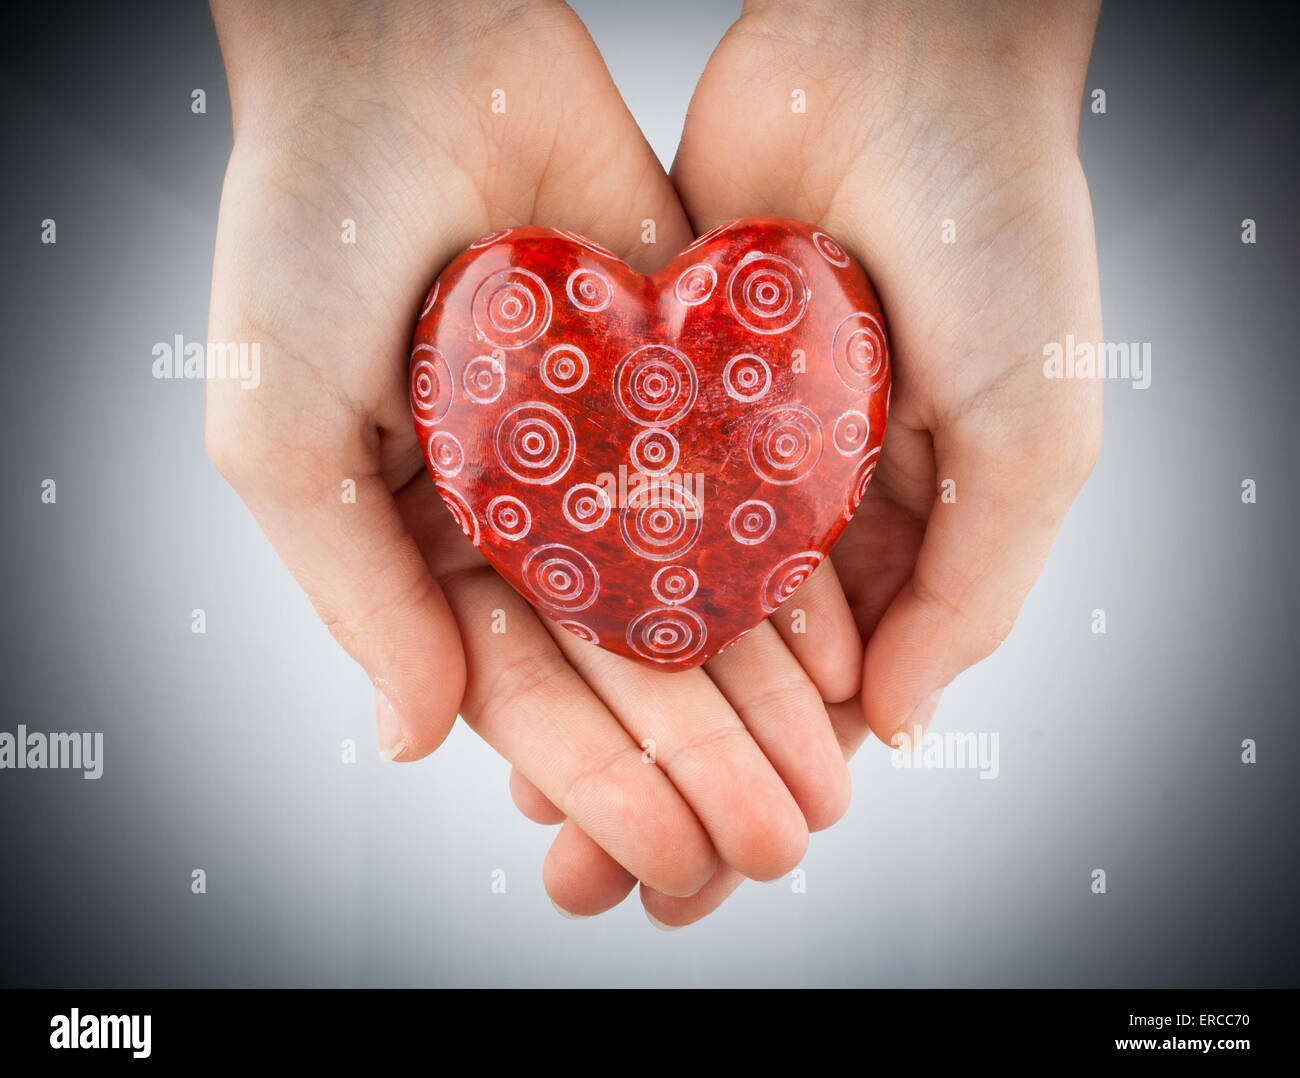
[209,432,466,762]
[862,414,1099,747]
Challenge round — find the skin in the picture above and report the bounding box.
[517,0,1106,924]
[207,0,1103,924]
[207,0,859,904]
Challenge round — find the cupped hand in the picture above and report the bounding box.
[206,0,860,906]
[541,0,1105,925]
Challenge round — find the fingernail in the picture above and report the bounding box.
[890,688,942,748]
[645,909,682,932]
[375,688,407,762]
[551,900,590,921]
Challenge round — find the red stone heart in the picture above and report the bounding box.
[410,217,889,670]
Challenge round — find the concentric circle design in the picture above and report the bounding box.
[486,495,531,542]
[674,263,717,306]
[410,345,453,425]
[521,543,600,612]
[619,482,702,562]
[436,482,479,547]
[812,231,852,267]
[467,228,513,249]
[613,345,698,427]
[562,483,612,532]
[494,402,576,485]
[845,446,881,520]
[831,311,888,393]
[558,620,600,643]
[832,410,871,456]
[415,224,887,670]
[627,606,707,664]
[726,252,809,335]
[723,352,772,403]
[566,268,613,313]
[748,404,824,485]
[471,268,552,349]
[540,345,589,394]
[428,431,464,477]
[629,428,680,477]
[760,551,823,613]
[651,565,699,606]
[729,499,776,546]
[462,355,506,404]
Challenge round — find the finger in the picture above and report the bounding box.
[641,861,746,930]
[509,767,565,826]
[768,559,862,703]
[826,695,872,759]
[638,695,870,928]
[862,415,1100,748]
[529,688,866,925]
[519,15,695,272]
[704,621,851,832]
[437,567,717,898]
[544,819,637,918]
[209,437,466,763]
[542,170,695,276]
[438,48,689,278]
[548,624,809,882]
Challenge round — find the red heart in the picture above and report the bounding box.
[410,217,889,670]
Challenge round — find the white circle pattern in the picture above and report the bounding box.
[494,402,576,485]
[613,345,698,428]
[471,268,552,350]
[563,483,612,531]
[761,551,823,613]
[522,543,600,612]
[627,606,707,664]
[414,223,887,670]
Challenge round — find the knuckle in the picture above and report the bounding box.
[217,428,339,504]
[739,680,825,726]
[970,613,1015,661]
[977,606,1017,654]
[664,721,811,880]
[311,571,437,665]
[665,721,752,773]
[469,646,572,733]
[316,603,358,656]
[911,574,1014,663]
[204,368,357,504]
[560,744,638,822]
[312,593,371,660]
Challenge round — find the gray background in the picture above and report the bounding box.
[1,0,1295,987]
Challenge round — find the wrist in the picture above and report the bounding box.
[210,0,565,147]
[738,0,1098,151]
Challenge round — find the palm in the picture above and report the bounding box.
[675,8,1102,681]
